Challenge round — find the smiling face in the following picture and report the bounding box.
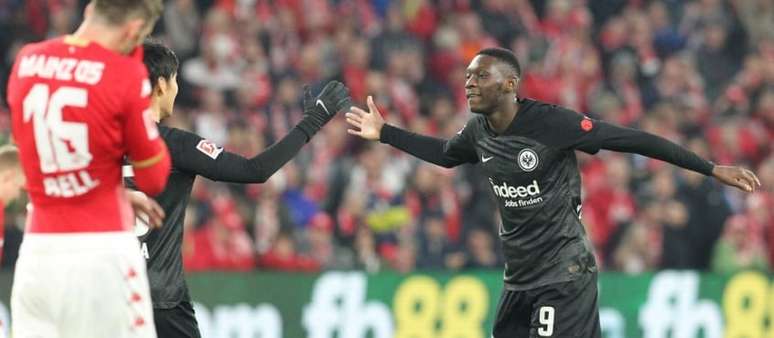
[464,55,519,115]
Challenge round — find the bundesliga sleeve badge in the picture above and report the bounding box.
[196,140,224,159]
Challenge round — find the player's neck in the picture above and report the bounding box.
[486,99,520,134]
[149,103,163,123]
[71,21,125,54]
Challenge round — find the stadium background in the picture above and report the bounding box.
[0,0,772,337]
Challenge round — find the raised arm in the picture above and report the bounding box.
[174,81,351,183]
[346,96,478,168]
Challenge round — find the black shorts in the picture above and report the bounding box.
[493,272,601,338]
[154,301,202,338]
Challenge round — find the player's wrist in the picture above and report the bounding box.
[378,123,393,143]
[295,117,321,142]
[706,162,717,177]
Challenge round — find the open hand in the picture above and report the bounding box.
[712,165,761,192]
[126,189,165,229]
[346,96,385,141]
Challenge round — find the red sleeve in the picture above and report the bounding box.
[122,66,170,196]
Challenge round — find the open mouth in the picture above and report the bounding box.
[466,93,480,99]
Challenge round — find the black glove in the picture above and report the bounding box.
[296,81,352,141]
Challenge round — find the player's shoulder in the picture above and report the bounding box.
[521,98,584,125]
[11,38,66,68]
[101,47,148,84]
[70,41,148,82]
[15,38,58,57]
[462,114,487,133]
[159,125,202,144]
[520,98,569,116]
[162,126,225,161]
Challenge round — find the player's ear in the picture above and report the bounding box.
[507,76,520,93]
[123,18,146,45]
[155,77,168,97]
[83,3,94,20]
[504,77,514,93]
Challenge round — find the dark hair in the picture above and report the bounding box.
[476,47,522,77]
[142,40,179,89]
[92,0,163,25]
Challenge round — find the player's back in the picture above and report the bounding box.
[7,36,161,233]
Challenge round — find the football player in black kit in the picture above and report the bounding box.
[346,47,760,338]
[128,41,351,338]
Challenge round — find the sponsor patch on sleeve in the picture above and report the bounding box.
[581,117,593,132]
[196,140,224,159]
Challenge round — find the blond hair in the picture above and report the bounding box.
[92,0,164,25]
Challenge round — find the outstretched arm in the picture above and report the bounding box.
[175,81,351,183]
[595,123,760,192]
[346,96,477,168]
[545,107,761,192]
[175,128,308,184]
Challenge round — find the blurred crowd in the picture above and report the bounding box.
[0,0,772,275]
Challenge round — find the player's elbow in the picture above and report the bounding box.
[134,175,168,196]
[133,154,171,196]
[248,161,270,183]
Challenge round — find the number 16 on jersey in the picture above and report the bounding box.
[23,84,98,197]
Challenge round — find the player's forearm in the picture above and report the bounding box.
[379,124,460,168]
[132,146,172,196]
[202,127,308,183]
[596,123,714,176]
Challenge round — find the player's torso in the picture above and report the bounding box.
[135,127,195,307]
[8,37,142,232]
[468,115,583,233]
[467,111,594,289]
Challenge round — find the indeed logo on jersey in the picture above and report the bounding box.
[489,178,544,208]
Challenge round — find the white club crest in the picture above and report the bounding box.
[517,149,539,172]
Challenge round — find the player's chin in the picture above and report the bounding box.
[469,105,491,115]
[161,108,173,120]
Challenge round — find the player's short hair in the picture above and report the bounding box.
[0,145,20,171]
[477,47,522,77]
[142,41,179,89]
[91,0,163,25]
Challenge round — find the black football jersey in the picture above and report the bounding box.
[381,97,713,289]
[444,99,604,289]
[127,124,309,307]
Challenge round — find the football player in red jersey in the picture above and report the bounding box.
[5,1,170,337]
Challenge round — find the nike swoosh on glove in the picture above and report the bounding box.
[296,80,352,141]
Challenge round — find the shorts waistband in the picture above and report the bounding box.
[20,231,139,254]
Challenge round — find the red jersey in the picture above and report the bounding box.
[6,36,171,233]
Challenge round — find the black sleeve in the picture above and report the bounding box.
[540,107,715,176]
[379,121,479,168]
[167,126,308,183]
